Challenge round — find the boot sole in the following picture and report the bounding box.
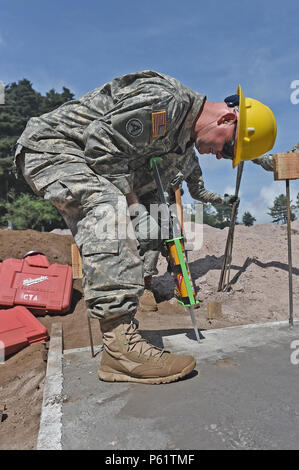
[98,359,196,384]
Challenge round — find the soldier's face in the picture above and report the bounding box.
[194,111,237,159]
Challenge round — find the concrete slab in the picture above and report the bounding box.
[61,321,299,450]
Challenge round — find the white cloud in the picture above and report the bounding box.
[224,185,242,197]
[237,180,299,224]
[238,198,272,224]
[260,181,285,207]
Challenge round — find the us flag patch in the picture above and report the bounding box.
[152,111,166,138]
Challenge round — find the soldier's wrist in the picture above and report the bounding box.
[126,192,139,206]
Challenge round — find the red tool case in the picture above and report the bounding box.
[0,251,73,315]
[0,306,49,357]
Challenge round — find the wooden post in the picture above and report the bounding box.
[71,244,82,279]
[272,152,299,328]
[218,162,244,292]
[286,180,294,328]
[206,302,223,320]
[175,187,184,234]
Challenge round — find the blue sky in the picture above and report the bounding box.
[1,0,299,223]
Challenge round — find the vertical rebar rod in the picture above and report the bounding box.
[218,162,244,291]
[87,315,95,357]
[286,179,294,328]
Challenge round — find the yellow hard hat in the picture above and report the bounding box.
[233,85,277,168]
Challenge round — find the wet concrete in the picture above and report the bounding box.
[61,321,299,450]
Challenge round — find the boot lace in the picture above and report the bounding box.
[121,319,167,360]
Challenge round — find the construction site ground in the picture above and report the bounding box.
[0,221,299,450]
[59,321,299,450]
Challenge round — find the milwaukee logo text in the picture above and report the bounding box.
[23,276,48,287]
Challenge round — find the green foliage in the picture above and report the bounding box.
[213,203,235,228]
[0,79,74,156]
[202,202,236,228]
[39,87,74,115]
[202,203,217,226]
[242,211,256,226]
[1,190,66,230]
[268,194,296,224]
[0,79,74,230]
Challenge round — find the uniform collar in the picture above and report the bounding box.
[177,92,206,153]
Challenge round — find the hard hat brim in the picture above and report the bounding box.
[232,84,244,169]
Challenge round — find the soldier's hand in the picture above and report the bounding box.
[160,243,169,259]
[132,210,162,255]
[223,194,240,206]
[170,171,184,190]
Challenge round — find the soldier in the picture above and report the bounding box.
[15,71,277,384]
[139,160,240,312]
[139,151,275,312]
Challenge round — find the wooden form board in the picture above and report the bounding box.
[273,153,299,181]
[206,302,222,320]
[71,244,82,279]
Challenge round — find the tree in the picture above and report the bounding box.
[242,211,256,226]
[39,87,74,115]
[213,203,235,229]
[200,202,239,228]
[0,79,74,230]
[0,79,74,199]
[1,190,66,231]
[268,194,296,224]
[202,203,217,226]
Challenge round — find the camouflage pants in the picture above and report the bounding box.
[140,188,178,278]
[143,250,159,277]
[139,192,160,278]
[16,149,144,321]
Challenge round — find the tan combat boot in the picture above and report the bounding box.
[139,276,158,312]
[98,315,196,384]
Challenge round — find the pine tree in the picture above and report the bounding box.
[202,203,217,226]
[268,194,296,224]
[0,79,74,196]
[213,203,234,228]
[2,189,66,230]
[0,79,74,228]
[242,211,256,226]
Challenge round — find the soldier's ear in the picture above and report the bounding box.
[217,112,236,126]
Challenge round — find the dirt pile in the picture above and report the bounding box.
[154,222,299,326]
[0,229,73,266]
[0,343,46,450]
[0,223,298,449]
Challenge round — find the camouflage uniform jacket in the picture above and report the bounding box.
[16,70,224,203]
[252,155,274,171]
[291,141,299,153]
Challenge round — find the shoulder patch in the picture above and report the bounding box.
[152,111,166,138]
[126,118,144,137]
